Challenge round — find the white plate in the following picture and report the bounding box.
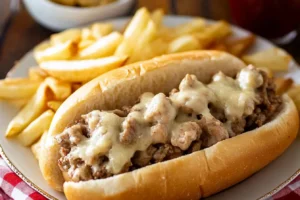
[0,16,300,200]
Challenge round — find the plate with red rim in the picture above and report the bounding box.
[0,16,300,200]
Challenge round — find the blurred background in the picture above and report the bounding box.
[0,0,300,78]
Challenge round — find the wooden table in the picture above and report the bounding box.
[0,2,300,79]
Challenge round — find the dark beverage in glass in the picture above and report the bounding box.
[228,0,300,39]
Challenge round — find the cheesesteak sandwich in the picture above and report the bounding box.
[39,51,299,200]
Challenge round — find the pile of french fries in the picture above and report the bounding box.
[51,0,116,7]
[0,7,297,159]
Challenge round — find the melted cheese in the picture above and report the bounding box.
[65,66,264,175]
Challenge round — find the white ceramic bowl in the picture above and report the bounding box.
[23,0,134,31]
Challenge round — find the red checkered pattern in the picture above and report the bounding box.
[0,158,46,200]
[0,156,299,200]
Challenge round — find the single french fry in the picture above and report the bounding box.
[195,21,232,49]
[91,23,113,39]
[226,34,256,56]
[174,18,206,36]
[47,100,63,111]
[168,35,200,53]
[28,67,48,81]
[40,56,128,82]
[0,78,42,99]
[5,83,48,137]
[81,28,94,41]
[151,9,164,28]
[17,110,54,146]
[34,41,77,63]
[51,0,76,6]
[45,77,72,100]
[78,39,95,50]
[127,21,157,63]
[50,28,81,45]
[123,7,151,39]
[209,42,228,51]
[79,32,123,59]
[115,7,151,56]
[274,78,294,95]
[242,48,291,72]
[71,83,82,92]
[287,85,300,99]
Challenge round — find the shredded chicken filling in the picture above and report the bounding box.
[56,65,281,182]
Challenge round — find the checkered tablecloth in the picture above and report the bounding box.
[0,156,299,200]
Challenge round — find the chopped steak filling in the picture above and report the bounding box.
[56,66,282,182]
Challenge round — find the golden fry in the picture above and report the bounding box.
[91,23,113,39]
[127,21,157,64]
[79,32,123,59]
[78,39,95,50]
[51,0,76,6]
[209,42,228,51]
[47,100,63,111]
[174,18,206,36]
[5,83,48,137]
[34,41,77,63]
[115,7,150,56]
[28,67,48,81]
[151,9,164,28]
[17,110,54,146]
[287,85,300,99]
[226,34,256,56]
[50,28,81,45]
[195,21,232,49]
[40,56,128,82]
[81,28,94,41]
[274,78,294,95]
[0,78,42,99]
[45,77,72,100]
[71,83,82,92]
[168,35,200,53]
[242,48,291,72]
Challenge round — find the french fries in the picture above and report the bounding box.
[195,21,232,49]
[0,78,42,99]
[17,110,54,146]
[242,48,291,72]
[5,83,48,137]
[47,101,63,111]
[91,23,113,39]
[50,28,81,45]
[168,35,200,53]
[226,34,256,56]
[31,137,42,160]
[28,67,48,81]
[79,32,123,59]
[34,41,77,63]
[115,7,151,56]
[45,77,72,100]
[40,56,128,82]
[151,9,164,28]
[127,21,157,63]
